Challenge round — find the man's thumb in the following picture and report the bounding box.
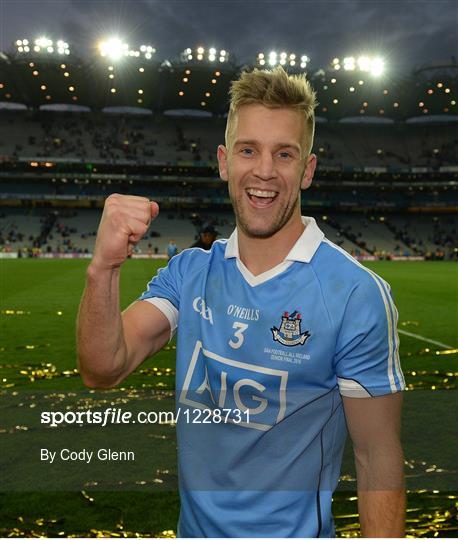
[150,201,159,219]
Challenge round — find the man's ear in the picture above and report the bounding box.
[217,144,229,182]
[301,153,317,190]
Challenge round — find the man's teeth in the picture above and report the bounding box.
[247,189,277,198]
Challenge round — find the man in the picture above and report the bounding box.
[77,66,405,537]
[190,224,219,249]
[166,239,179,260]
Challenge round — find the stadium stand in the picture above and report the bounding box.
[0,47,456,259]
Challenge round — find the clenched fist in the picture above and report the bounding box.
[91,194,159,270]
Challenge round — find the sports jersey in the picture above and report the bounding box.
[139,216,405,538]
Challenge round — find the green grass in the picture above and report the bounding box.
[0,259,457,537]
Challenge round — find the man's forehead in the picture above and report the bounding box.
[231,105,305,150]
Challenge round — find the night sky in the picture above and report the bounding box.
[1,0,457,71]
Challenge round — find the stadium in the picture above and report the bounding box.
[0,18,457,540]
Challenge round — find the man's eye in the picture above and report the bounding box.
[241,148,254,156]
[279,152,292,159]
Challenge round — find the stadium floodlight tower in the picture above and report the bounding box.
[255,51,309,71]
[98,37,156,61]
[332,55,385,77]
[179,46,230,65]
[14,37,71,57]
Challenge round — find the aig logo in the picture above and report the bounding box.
[179,341,288,431]
[192,296,214,325]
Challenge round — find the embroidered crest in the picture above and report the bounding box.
[271,311,311,347]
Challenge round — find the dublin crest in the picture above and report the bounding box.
[271,311,311,347]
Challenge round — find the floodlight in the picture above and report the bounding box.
[145,52,152,59]
[357,56,370,71]
[370,57,384,76]
[18,46,24,52]
[269,51,277,58]
[209,47,216,55]
[280,52,287,58]
[36,37,52,48]
[209,54,216,62]
[140,45,147,52]
[197,46,204,54]
[220,50,226,56]
[16,40,22,46]
[343,56,355,70]
[258,53,264,59]
[197,54,203,60]
[99,38,128,60]
[219,56,225,62]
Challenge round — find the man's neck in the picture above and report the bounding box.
[237,216,305,276]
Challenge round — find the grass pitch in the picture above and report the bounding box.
[0,259,457,536]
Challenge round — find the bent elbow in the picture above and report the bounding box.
[78,366,124,389]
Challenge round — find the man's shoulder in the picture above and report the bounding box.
[171,238,228,272]
[315,239,389,291]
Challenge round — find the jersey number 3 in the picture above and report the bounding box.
[229,322,249,349]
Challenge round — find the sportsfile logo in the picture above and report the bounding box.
[179,341,288,431]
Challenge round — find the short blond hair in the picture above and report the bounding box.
[225,66,318,156]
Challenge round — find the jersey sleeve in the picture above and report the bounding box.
[138,253,185,339]
[334,274,405,398]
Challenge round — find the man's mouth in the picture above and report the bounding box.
[246,188,279,207]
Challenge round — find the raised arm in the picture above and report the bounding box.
[343,392,405,537]
[77,193,170,389]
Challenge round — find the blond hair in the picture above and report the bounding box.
[225,65,318,156]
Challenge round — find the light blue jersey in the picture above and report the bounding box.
[139,216,405,538]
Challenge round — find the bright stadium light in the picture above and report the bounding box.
[343,56,355,70]
[36,37,53,48]
[257,50,308,69]
[370,57,384,76]
[98,38,128,60]
[180,46,229,64]
[357,56,371,71]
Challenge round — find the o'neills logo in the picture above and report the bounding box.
[271,311,311,347]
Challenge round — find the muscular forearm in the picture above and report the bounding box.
[355,444,405,537]
[358,489,405,537]
[76,263,127,387]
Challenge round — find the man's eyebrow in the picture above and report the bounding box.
[233,139,301,152]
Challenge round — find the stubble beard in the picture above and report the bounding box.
[229,183,301,239]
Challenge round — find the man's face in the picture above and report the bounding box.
[201,232,215,245]
[217,104,316,239]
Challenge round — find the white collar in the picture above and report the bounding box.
[224,216,324,264]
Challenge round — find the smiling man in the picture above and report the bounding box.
[77,66,406,537]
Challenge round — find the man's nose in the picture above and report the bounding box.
[253,152,276,181]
